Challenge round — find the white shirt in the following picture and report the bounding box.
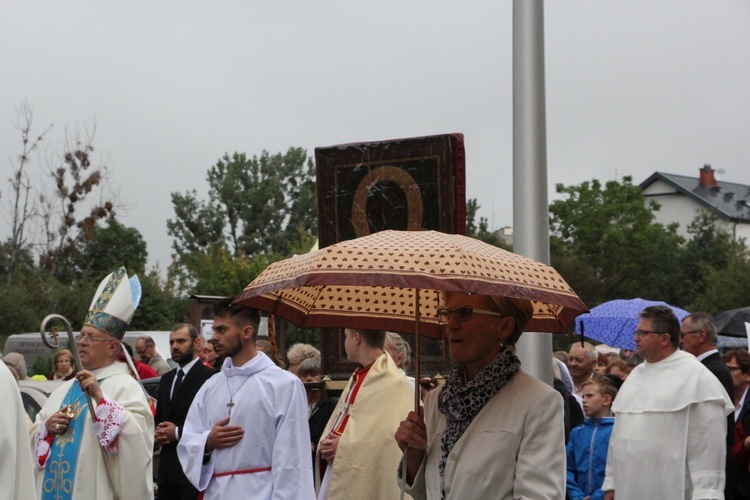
[178,352,315,500]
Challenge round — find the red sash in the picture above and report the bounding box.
[197,467,272,499]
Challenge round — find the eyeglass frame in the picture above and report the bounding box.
[633,329,668,338]
[680,329,702,336]
[74,333,116,344]
[437,307,504,324]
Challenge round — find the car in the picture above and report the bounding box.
[19,379,64,423]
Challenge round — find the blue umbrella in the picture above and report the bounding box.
[574,298,690,350]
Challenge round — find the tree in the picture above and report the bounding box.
[38,126,116,277]
[676,210,748,309]
[549,177,686,307]
[1,103,118,280]
[2,102,52,284]
[168,148,317,293]
[73,218,148,280]
[682,211,750,312]
[130,269,189,331]
[465,198,511,250]
[692,247,750,313]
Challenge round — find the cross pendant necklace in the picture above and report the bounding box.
[225,375,251,417]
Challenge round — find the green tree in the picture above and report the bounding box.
[168,148,317,293]
[465,198,511,250]
[130,269,189,330]
[677,210,748,309]
[549,177,686,307]
[73,218,148,279]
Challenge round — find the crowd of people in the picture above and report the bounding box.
[1,266,749,499]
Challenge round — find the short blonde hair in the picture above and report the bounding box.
[385,332,412,371]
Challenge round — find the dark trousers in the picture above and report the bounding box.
[157,478,199,500]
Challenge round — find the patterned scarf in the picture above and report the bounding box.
[436,345,520,483]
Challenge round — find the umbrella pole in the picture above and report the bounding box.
[414,289,421,411]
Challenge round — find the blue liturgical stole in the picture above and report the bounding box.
[42,382,91,500]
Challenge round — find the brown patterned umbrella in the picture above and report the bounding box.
[234,230,587,337]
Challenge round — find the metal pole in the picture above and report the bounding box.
[512,0,553,384]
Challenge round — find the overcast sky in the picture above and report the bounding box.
[2,1,749,273]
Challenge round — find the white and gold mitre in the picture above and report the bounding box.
[83,267,142,340]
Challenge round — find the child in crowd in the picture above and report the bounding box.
[566,377,618,500]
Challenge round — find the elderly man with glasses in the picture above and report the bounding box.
[602,305,734,500]
[30,268,155,500]
[681,312,738,499]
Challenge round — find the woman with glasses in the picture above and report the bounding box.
[49,349,77,381]
[395,291,565,499]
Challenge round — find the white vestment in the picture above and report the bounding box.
[603,350,734,500]
[30,362,155,500]
[178,352,315,500]
[1,361,36,500]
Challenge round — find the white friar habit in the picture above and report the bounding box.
[178,352,315,500]
[31,362,155,500]
[316,352,414,499]
[602,350,734,500]
[1,361,36,500]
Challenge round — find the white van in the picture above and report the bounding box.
[4,330,174,370]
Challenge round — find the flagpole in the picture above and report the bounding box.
[512,0,554,384]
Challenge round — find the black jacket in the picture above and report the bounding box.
[155,362,218,487]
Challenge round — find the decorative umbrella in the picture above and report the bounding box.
[574,298,690,350]
[713,306,750,338]
[234,230,588,407]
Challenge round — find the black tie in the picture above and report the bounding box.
[172,369,184,399]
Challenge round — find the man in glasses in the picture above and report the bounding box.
[602,305,734,500]
[681,312,737,500]
[30,267,155,500]
[681,312,734,400]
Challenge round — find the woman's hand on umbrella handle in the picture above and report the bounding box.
[395,407,427,452]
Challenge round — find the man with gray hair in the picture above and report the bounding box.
[568,342,598,397]
[681,312,734,399]
[136,335,171,375]
[681,311,736,499]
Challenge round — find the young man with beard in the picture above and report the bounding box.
[155,323,218,499]
[178,300,314,500]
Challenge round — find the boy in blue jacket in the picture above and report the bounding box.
[566,376,617,500]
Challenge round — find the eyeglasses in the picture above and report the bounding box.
[680,330,702,336]
[437,307,504,324]
[728,366,743,372]
[75,333,115,344]
[634,329,667,338]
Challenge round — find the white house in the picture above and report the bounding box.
[640,165,750,242]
